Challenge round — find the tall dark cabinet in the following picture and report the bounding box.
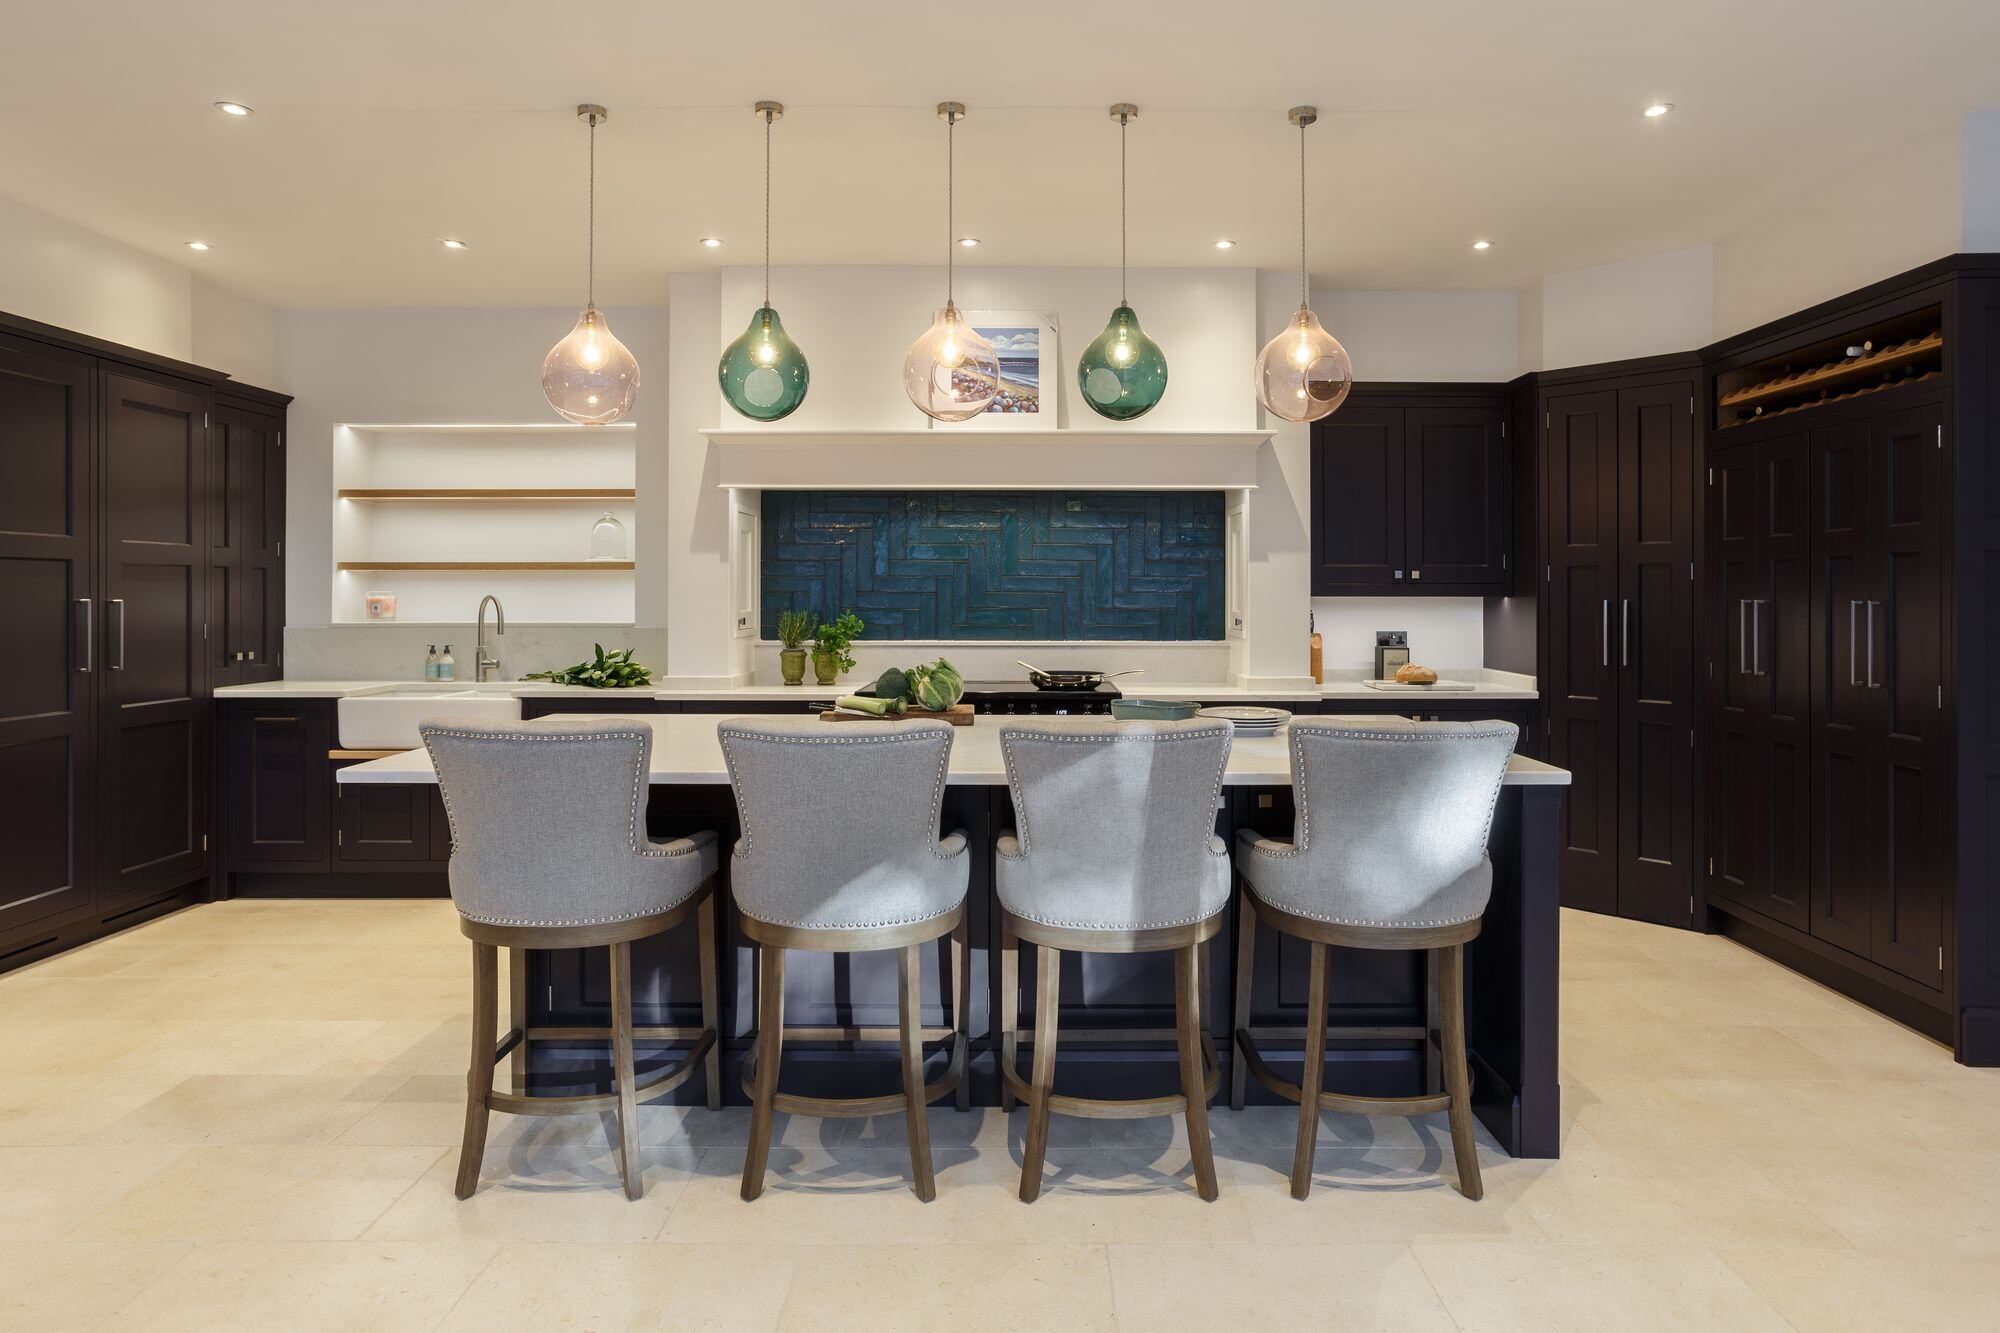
[1539,358,1701,927]
[0,310,286,972]
[210,392,286,687]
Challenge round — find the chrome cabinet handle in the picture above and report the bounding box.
[109,598,126,671]
[1866,599,1881,689]
[77,598,92,672]
[246,650,256,661]
[1601,599,1610,668]
[1848,599,1862,686]
[1738,599,1748,675]
[1750,599,1765,677]
[1621,598,1630,667]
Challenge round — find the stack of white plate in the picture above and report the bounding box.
[1195,705,1290,736]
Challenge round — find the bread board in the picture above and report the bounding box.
[1358,679,1476,692]
[820,703,974,726]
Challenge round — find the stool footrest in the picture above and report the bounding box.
[484,1027,716,1117]
[740,1028,968,1119]
[1000,1035,1221,1120]
[1236,1026,1452,1115]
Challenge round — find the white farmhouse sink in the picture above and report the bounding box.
[337,685,522,750]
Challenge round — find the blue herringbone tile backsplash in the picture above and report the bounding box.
[761,491,1226,641]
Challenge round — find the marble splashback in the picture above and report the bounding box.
[283,624,668,681]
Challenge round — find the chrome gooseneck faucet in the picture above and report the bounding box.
[476,594,506,682]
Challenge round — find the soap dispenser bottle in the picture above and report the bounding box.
[438,645,456,682]
[424,644,439,681]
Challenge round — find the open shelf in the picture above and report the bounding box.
[336,561,634,572]
[1715,308,1944,431]
[338,488,636,502]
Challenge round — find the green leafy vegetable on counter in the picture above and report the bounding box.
[874,657,965,711]
[522,644,654,689]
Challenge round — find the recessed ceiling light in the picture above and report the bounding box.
[699,236,724,248]
[1472,239,1492,251]
[213,101,254,117]
[1213,239,1236,250]
[1642,102,1674,119]
[957,236,981,248]
[440,238,468,250]
[184,240,210,251]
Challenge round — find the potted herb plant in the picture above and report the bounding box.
[776,608,814,686]
[810,610,864,687]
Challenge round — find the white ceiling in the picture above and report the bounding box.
[3,0,1997,308]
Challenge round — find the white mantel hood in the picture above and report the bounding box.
[704,427,1270,491]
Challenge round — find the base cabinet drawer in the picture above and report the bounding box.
[334,776,447,867]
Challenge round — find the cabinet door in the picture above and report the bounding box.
[0,337,98,940]
[208,406,283,688]
[1867,404,1945,986]
[1808,418,1878,958]
[224,707,330,869]
[1542,390,1620,914]
[335,781,433,862]
[97,372,209,905]
[1405,406,1507,588]
[1310,406,1405,590]
[1614,383,1697,927]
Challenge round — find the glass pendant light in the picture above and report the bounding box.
[1253,106,1352,423]
[1078,104,1168,421]
[904,102,1000,423]
[719,101,810,420]
[543,104,640,426]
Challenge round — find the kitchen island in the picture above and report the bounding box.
[338,714,1569,1156]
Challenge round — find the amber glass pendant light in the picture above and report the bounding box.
[544,105,640,426]
[1077,104,1168,421]
[1253,106,1352,423]
[719,101,810,421]
[903,102,1000,422]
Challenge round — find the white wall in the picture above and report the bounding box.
[191,277,280,387]
[1964,108,2000,251]
[1515,280,1546,375]
[0,190,194,359]
[1316,290,1518,382]
[276,306,671,636]
[1311,597,1487,671]
[1712,118,1964,339]
[1534,246,1715,370]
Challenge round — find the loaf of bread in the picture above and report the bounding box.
[1394,663,1439,685]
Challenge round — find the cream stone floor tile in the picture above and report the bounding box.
[1777,1019,1980,1082]
[1740,1147,2000,1255]
[97,1018,389,1078]
[1109,1241,1455,1332]
[0,1074,171,1145]
[82,1073,390,1146]
[1224,1146,1547,1245]
[0,1144,185,1240]
[1718,1243,2000,1331]
[67,1144,445,1241]
[1560,1021,1843,1080]
[307,1016,475,1079]
[0,974,191,1022]
[438,1241,798,1332]
[363,1138,704,1242]
[0,1240,194,1330]
[0,1019,152,1075]
[776,1243,1117,1333]
[109,1240,499,1332]
[1412,1242,1792,1331]
[660,1146,996,1247]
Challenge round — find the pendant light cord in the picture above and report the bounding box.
[946,108,957,305]
[763,107,773,308]
[1119,111,1129,306]
[587,111,598,309]
[1297,117,1308,310]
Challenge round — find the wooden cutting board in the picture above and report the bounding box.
[820,703,974,726]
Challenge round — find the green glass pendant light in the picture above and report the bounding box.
[1077,103,1168,421]
[719,100,810,421]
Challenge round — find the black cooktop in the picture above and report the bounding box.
[858,679,1122,714]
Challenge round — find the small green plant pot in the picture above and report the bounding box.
[779,648,807,685]
[812,651,841,686]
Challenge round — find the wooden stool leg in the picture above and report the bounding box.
[1230,887,1256,1110]
[1439,943,1484,1202]
[508,946,530,1095]
[1018,944,1061,1203]
[741,944,786,1202]
[999,918,1020,1113]
[455,941,498,1200]
[609,940,644,1201]
[898,942,938,1202]
[950,913,971,1113]
[696,891,722,1112]
[1291,940,1329,1201]
[1176,943,1219,1202]
[1424,948,1443,1096]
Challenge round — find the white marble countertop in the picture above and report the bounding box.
[333,712,1570,788]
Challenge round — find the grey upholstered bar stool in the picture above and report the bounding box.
[719,717,972,1203]
[995,718,1233,1203]
[1231,716,1516,1202]
[422,717,721,1201]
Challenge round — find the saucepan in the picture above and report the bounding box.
[1016,660,1149,692]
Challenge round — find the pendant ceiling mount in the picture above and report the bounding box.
[720,98,811,421]
[542,102,640,426]
[1253,103,1353,423]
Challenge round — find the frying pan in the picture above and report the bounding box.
[1016,660,1149,692]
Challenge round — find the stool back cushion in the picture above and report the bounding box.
[997,719,1232,931]
[421,717,664,926]
[719,718,968,930]
[1254,717,1517,928]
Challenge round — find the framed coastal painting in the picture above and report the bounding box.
[934,309,1059,429]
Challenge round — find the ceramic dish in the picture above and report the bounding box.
[1196,705,1291,732]
[1109,698,1200,721]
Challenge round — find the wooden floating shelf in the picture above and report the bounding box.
[336,561,635,571]
[338,488,636,503]
[1718,333,1944,410]
[1716,369,1943,430]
